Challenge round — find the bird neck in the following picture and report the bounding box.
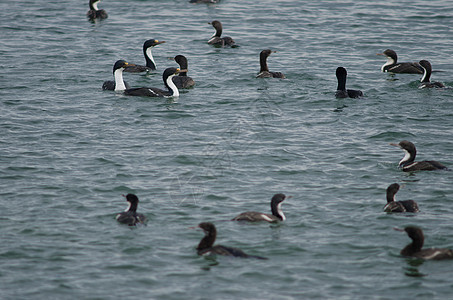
[420,67,431,83]
[381,56,395,72]
[271,201,285,221]
[399,149,415,167]
[144,47,156,70]
[336,74,346,91]
[401,238,423,256]
[114,68,126,91]
[165,74,179,96]
[197,230,216,251]
[90,1,99,11]
[259,53,269,73]
[125,201,138,213]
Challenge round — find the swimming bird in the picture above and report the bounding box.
[383,183,419,213]
[390,140,448,172]
[418,60,445,88]
[87,0,108,21]
[232,194,288,222]
[124,67,185,97]
[195,222,267,259]
[102,60,133,91]
[116,194,147,226]
[124,39,166,73]
[256,50,285,79]
[171,55,195,89]
[335,67,363,98]
[208,20,236,47]
[394,226,453,260]
[377,49,423,74]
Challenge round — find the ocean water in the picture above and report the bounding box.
[1,0,453,299]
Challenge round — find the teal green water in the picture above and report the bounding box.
[1,0,453,299]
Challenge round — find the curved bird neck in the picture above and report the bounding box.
[399,148,415,167]
[381,56,396,71]
[259,53,269,73]
[176,59,188,76]
[271,200,285,221]
[421,67,431,83]
[90,1,99,11]
[125,201,138,213]
[401,237,423,256]
[197,229,216,251]
[114,68,126,91]
[144,47,156,70]
[164,74,179,96]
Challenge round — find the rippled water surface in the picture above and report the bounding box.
[1,0,453,299]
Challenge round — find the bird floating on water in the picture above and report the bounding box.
[194,222,267,259]
[87,0,108,21]
[170,55,195,89]
[335,67,363,98]
[102,60,133,91]
[377,49,423,74]
[232,194,288,223]
[394,226,453,260]
[116,194,147,226]
[208,20,236,47]
[383,183,419,213]
[124,39,166,73]
[256,50,285,79]
[418,60,445,89]
[390,140,448,172]
[124,67,185,97]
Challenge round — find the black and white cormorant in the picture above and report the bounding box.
[102,60,133,91]
[335,67,363,98]
[116,194,147,226]
[124,39,166,73]
[256,50,285,79]
[231,194,288,223]
[394,226,453,260]
[383,183,419,213]
[418,60,445,88]
[195,222,267,259]
[87,0,108,21]
[377,49,423,74]
[124,67,185,97]
[390,140,448,172]
[208,20,236,47]
[171,55,195,89]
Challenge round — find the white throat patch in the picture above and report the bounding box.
[166,74,179,97]
[114,67,126,91]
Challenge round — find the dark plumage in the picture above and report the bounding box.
[377,49,423,74]
[171,55,195,89]
[124,67,185,97]
[390,140,448,172]
[87,0,108,21]
[232,194,288,222]
[208,20,236,47]
[394,226,453,260]
[124,39,166,73]
[419,60,445,88]
[102,60,133,91]
[196,222,267,259]
[383,183,419,213]
[335,67,363,98]
[256,50,285,79]
[116,194,147,226]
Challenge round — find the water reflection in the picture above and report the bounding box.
[403,258,426,277]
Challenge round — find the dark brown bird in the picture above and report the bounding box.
[419,60,445,88]
[377,49,423,74]
[195,222,267,259]
[256,50,285,79]
[87,0,108,21]
[394,226,453,260]
[390,140,448,171]
[383,183,419,213]
[116,194,147,226]
[232,194,288,222]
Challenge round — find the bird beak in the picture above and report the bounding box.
[167,57,175,60]
[156,40,166,45]
[121,194,126,198]
[124,62,136,67]
[286,195,293,199]
[389,143,400,148]
[176,69,188,74]
[393,227,404,232]
[376,53,384,56]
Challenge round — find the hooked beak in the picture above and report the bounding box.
[393,227,405,232]
[176,68,188,74]
[376,53,385,56]
[389,143,401,148]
